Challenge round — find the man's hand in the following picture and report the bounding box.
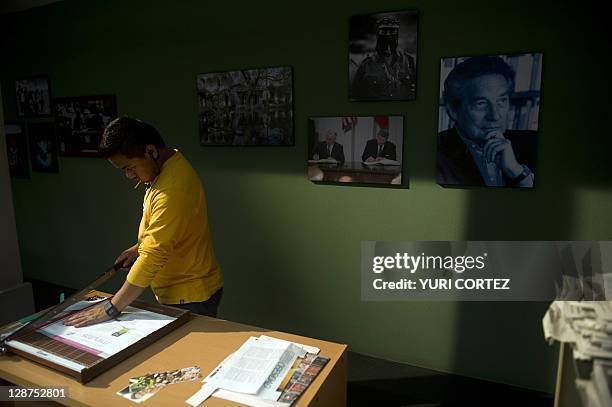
[63,303,112,328]
[115,243,139,269]
[483,132,523,178]
[366,156,376,162]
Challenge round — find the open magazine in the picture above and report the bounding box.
[187,335,328,407]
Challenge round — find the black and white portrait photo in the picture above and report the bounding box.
[54,94,117,156]
[15,77,52,117]
[28,122,59,173]
[349,10,418,101]
[436,53,542,188]
[197,66,294,146]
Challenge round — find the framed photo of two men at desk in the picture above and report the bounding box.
[307,115,405,187]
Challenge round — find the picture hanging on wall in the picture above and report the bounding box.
[197,66,294,146]
[28,122,59,173]
[15,76,52,117]
[308,115,404,187]
[54,94,117,157]
[436,53,542,188]
[4,122,29,178]
[349,10,418,102]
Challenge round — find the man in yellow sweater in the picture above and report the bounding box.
[64,117,223,327]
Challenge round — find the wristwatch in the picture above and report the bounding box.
[509,165,532,186]
[104,301,121,318]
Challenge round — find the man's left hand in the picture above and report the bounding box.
[63,303,112,328]
[483,133,523,178]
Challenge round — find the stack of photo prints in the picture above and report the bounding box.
[6,9,541,190]
[116,366,201,403]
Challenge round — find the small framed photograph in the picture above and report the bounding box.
[4,122,29,178]
[436,52,542,188]
[197,66,294,146]
[54,94,117,157]
[15,76,52,117]
[308,115,405,187]
[28,122,59,173]
[349,10,418,101]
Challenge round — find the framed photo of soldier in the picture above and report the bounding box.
[436,53,542,188]
[54,94,117,157]
[15,76,52,117]
[28,122,59,173]
[197,66,294,146]
[308,115,404,187]
[4,122,29,178]
[349,10,418,102]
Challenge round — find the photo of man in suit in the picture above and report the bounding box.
[312,129,345,163]
[436,55,539,187]
[362,128,397,162]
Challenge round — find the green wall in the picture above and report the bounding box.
[2,0,611,393]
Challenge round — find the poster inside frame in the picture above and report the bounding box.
[197,66,294,146]
[54,94,117,157]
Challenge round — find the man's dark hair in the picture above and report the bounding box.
[98,117,165,158]
[443,56,515,110]
[377,128,389,139]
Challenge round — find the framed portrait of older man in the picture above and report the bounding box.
[349,10,418,101]
[308,115,405,187]
[436,53,542,188]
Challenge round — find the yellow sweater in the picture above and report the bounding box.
[126,151,223,304]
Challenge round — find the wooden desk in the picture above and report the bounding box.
[309,161,401,184]
[0,314,347,406]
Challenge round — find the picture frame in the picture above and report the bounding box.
[15,76,52,118]
[308,115,405,187]
[349,10,419,102]
[54,94,117,157]
[4,122,29,178]
[28,122,59,173]
[436,52,542,188]
[197,66,294,146]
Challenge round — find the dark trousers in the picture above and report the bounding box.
[166,288,223,318]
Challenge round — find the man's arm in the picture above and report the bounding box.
[63,281,145,328]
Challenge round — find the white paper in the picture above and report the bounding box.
[362,159,401,166]
[308,158,338,164]
[193,336,317,406]
[186,383,217,407]
[39,306,175,358]
[258,335,320,355]
[213,389,289,407]
[207,336,290,394]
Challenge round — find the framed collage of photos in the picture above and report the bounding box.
[197,66,294,146]
[54,94,117,157]
[15,76,52,117]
